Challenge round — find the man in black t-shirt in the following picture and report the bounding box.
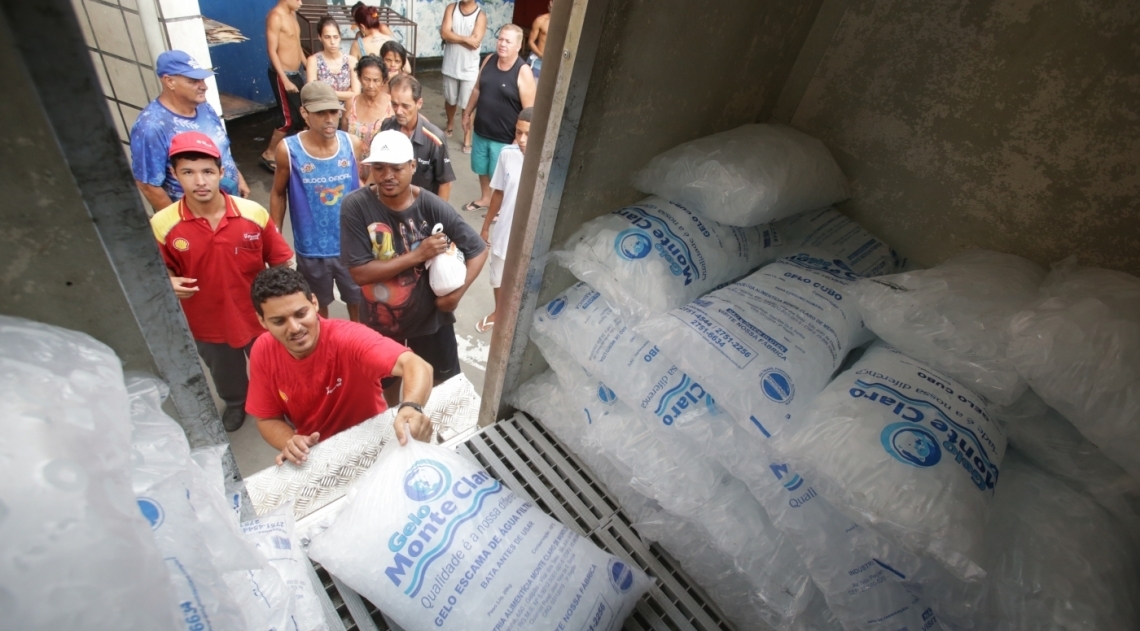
[341,129,487,402]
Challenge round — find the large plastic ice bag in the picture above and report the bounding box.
[773,344,1005,582]
[0,316,175,631]
[982,453,1140,631]
[773,207,901,278]
[995,390,1140,541]
[851,250,1046,405]
[307,436,652,631]
[631,124,850,227]
[635,250,868,434]
[241,504,328,630]
[555,196,780,324]
[1007,258,1140,482]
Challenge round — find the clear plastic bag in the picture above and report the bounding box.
[982,453,1140,630]
[635,250,868,435]
[631,124,851,227]
[241,503,328,631]
[555,196,780,324]
[773,207,901,278]
[307,435,652,631]
[851,250,1046,405]
[773,344,1005,582]
[1007,257,1140,482]
[0,316,175,631]
[995,390,1140,543]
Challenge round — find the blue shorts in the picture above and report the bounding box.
[471,132,509,177]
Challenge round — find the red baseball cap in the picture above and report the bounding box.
[168,131,221,159]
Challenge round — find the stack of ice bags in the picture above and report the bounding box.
[0,315,328,630]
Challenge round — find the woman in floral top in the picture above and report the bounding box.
[306,16,360,103]
[341,55,392,181]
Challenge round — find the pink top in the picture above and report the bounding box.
[345,94,392,157]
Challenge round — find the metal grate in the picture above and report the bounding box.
[314,412,736,631]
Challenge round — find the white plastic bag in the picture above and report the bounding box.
[425,223,467,296]
[1007,258,1140,482]
[308,436,652,631]
[773,344,1005,581]
[555,196,781,324]
[128,376,271,630]
[0,316,175,631]
[242,504,328,631]
[995,390,1140,541]
[773,207,901,278]
[851,250,1046,405]
[983,453,1140,631]
[631,124,850,227]
[635,250,869,434]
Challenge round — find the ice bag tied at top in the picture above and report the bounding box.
[631,124,850,227]
[772,343,1005,581]
[308,436,652,631]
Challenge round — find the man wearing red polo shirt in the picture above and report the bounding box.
[246,266,434,466]
[151,132,294,431]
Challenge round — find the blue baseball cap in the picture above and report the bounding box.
[155,50,214,79]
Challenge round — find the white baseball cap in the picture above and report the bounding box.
[364,130,414,164]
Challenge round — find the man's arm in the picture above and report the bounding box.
[236,169,250,198]
[389,351,434,444]
[258,416,320,466]
[266,12,299,92]
[528,17,543,58]
[479,189,504,244]
[518,64,536,108]
[461,57,492,133]
[167,267,199,299]
[436,182,452,202]
[439,3,462,43]
[137,181,173,210]
[269,141,292,228]
[347,232,448,286]
[466,11,487,50]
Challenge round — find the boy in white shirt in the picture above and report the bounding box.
[476,107,531,333]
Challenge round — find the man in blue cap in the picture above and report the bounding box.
[130,50,250,210]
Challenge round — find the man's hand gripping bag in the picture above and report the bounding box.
[308,436,653,631]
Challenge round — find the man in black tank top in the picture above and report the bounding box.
[460,24,536,212]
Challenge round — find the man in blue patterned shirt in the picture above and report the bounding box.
[130,50,249,210]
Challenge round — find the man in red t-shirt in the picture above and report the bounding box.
[246,266,434,466]
[151,132,293,432]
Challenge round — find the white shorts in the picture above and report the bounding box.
[442,75,477,108]
[489,253,506,289]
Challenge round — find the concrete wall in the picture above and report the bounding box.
[0,20,157,373]
[787,0,1140,274]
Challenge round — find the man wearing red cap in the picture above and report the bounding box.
[151,132,294,431]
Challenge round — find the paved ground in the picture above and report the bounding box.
[222,71,497,476]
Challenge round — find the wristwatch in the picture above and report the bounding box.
[397,401,424,414]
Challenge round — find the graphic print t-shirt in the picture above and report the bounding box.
[130,100,241,199]
[341,187,486,339]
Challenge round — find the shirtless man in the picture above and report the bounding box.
[527,1,551,81]
[261,0,306,171]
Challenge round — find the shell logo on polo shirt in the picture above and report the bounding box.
[279,390,289,402]
[172,237,190,251]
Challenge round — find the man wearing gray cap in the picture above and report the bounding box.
[340,130,487,403]
[130,50,249,210]
[270,82,366,322]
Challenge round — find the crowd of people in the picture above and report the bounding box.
[126,0,552,466]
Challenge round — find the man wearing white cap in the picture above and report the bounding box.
[340,130,487,403]
[130,50,249,210]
